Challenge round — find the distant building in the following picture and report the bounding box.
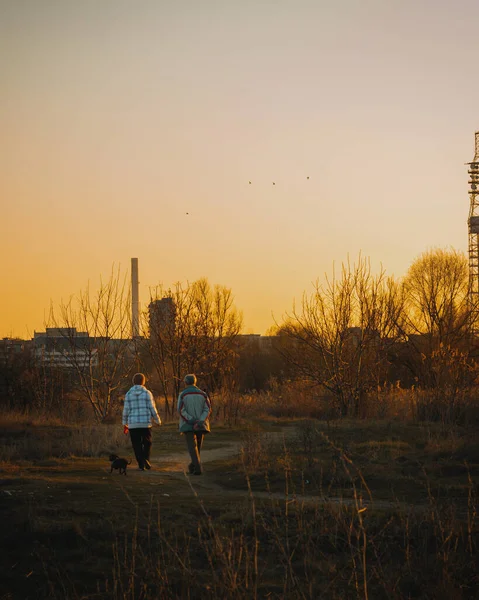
[0,337,31,364]
[149,297,176,340]
[238,334,274,349]
[1,337,29,353]
[33,328,98,368]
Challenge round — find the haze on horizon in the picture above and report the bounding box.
[2,0,479,339]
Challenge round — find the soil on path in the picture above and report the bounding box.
[128,428,411,513]
[154,438,243,473]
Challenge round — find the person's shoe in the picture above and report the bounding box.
[144,460,151,470]
[138,465,145,471]
[188,463,195,474]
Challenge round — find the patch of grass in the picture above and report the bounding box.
[2,416,479,598]
[212,419,479,507]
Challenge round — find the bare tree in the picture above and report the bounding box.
[146,278,243,414]
[185,279,243,391]
[47,266,135,422]
[403,248,470,343]
[279,256,405,417]
[399,247,479,392]
[144,285,184,417]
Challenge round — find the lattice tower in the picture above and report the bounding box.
[467,132,479,330]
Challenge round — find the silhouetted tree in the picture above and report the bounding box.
[399,247,478,390]
[403,248,470,343]
[279,256,405,417]
[146,278,243,412]
[47,266,136,422]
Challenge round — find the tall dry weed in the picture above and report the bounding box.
[0,423,129,462]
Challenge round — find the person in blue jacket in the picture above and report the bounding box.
[177,374,211,475]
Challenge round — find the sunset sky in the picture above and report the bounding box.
[2,0,479,338]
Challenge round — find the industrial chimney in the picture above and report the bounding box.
[131,258,140,338]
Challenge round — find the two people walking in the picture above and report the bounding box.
[122,372,211,475]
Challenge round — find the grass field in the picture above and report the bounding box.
[1,416,478,599]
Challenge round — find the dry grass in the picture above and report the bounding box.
[1,408,479,599]
[6,458,477,600]
[238,382,479,425]
[10,446,476,599]
[0,411,130,461]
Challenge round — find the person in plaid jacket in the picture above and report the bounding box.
[123,373,161,470]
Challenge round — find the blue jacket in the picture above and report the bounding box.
[177,385,211,433]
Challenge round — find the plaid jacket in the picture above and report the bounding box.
[123,385,161,429]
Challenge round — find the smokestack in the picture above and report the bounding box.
[131,258,140,338]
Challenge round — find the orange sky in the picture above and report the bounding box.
[2,0,479,338]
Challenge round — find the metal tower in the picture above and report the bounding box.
[467,132,479,329]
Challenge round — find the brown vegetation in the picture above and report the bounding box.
[1,412,478,599]
[2,250,479,596]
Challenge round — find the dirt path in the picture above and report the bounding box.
[150,428,295,474]
[142,430,413,513]
[152,439,243,473]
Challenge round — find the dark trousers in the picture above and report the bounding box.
[184,431,204,473]
[129,428,152,468]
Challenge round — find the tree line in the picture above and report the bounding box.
[2,248,478,423]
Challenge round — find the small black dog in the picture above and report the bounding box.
[109,454,132,475]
